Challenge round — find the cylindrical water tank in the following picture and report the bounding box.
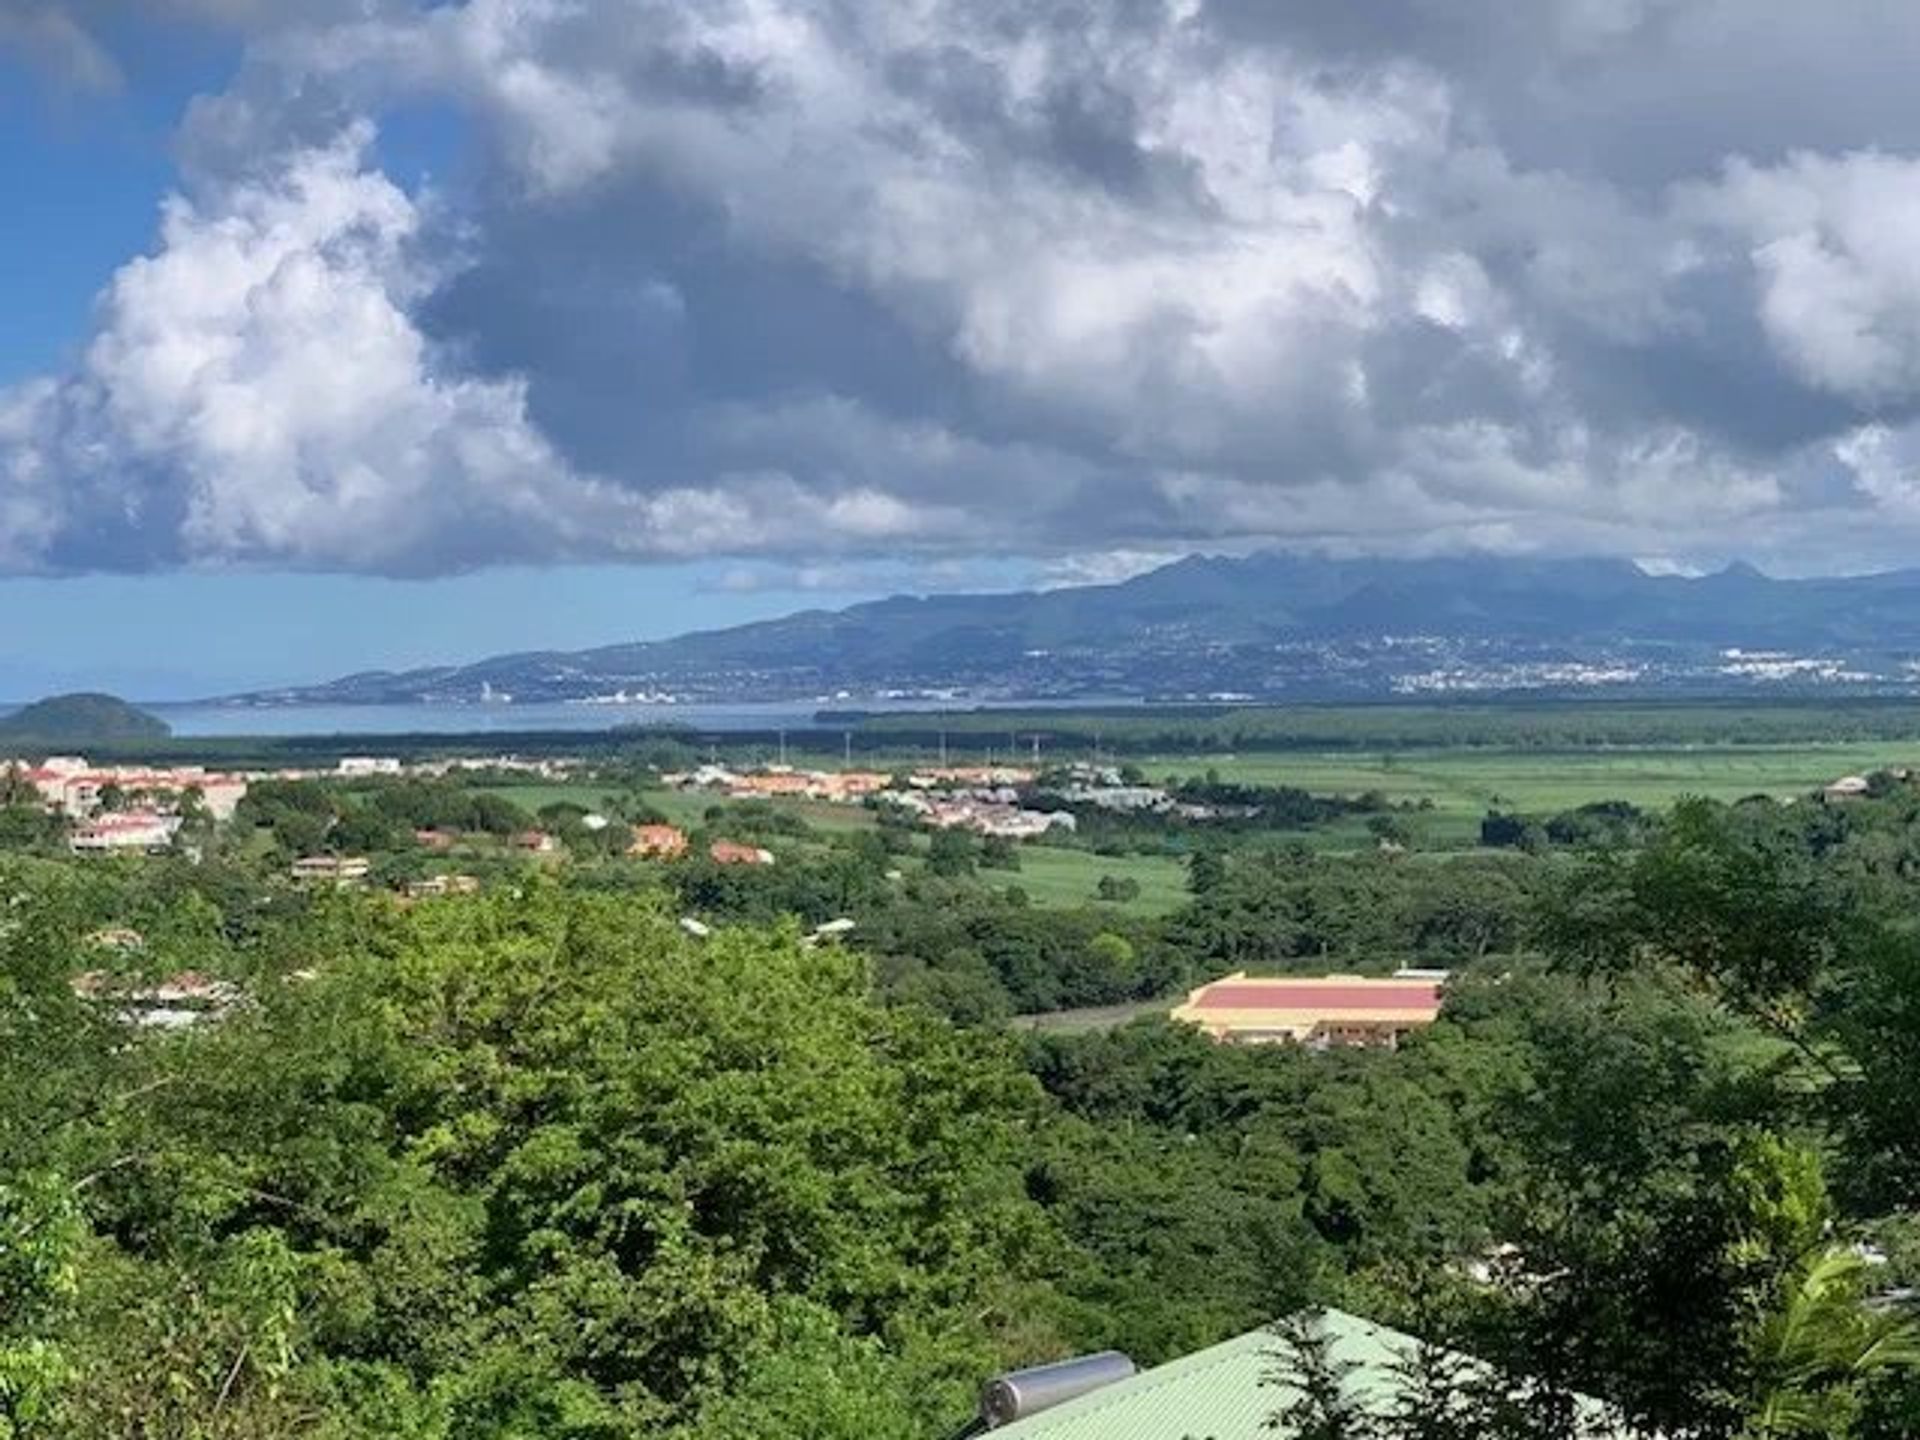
[979,1351,1137,1428]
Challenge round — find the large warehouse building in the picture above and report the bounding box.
[1170,973,1445,1049]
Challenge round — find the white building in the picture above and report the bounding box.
[68,811,180,854]
[337,756,403,777]
[13,758,249,821]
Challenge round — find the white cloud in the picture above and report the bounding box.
[20,0,1920,574]
[0,125,664,572]
[1681,152,1920,404]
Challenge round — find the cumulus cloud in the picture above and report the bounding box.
[17,0,1920,573]
[1,125,614,572]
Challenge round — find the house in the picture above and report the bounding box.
[514,830,560,854]
[914,765,1037,787]
[1170,973,1444,1049]
[403,873,481,899]
[414,828,458,851]
[895,790,1076,839]
[971,1308,1632,1439]
[709,840,775,866]
[816,770,891,800]
[70,969,240,1030]
[69,811,180,854]
[13,758,249,820]
[290,855,371,886]
[728,771,813,799]
[1824,774,1872,801]
[337,756,402,777]
[629,823,690,859]
[192,774,251,821]
[85,927,146,952]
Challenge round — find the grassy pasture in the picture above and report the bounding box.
[1142,741,1920,820]
[1004,846,1191,916]
[476,728,1920,903]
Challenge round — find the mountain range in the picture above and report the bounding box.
[229,554,1920,706]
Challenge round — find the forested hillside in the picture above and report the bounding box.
[6,775,1920,1435]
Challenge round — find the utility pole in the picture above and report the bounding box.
[939,730,948,767]
[844,731,852,766]
[778,730,788,767]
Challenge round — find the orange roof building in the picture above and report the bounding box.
[728,772,813,798]
[709,840,775,866]
[1170,973,1444,1049]
[629,823,689,859]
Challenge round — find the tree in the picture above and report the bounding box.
[1744,1248,1920,1439]
[980,836,1022,872]
[1266,1311,1381,1440]
[1188,848,1227,895]
[1367,815,1412,848]
[1478,812,1541,852]
[1381,1340,1481,1440]
[25,884,1077,1435]
[0,765,36,809]
[927,828,978,878]
[0,1172,83,1436]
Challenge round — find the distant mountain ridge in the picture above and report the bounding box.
[227,554,1920,705]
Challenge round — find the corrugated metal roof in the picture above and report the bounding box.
[986,1309,1630,1439]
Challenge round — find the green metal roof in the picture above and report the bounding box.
[987,1308,1631,1439]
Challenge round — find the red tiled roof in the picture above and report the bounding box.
[709,840,772,864]
[1191,981,1440,1012]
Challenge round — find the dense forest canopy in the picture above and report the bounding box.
[5,756,1920,1436]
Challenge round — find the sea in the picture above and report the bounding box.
[135,697,1142,739]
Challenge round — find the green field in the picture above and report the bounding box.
[473,781,625,813]
[1002,846,1191,915]
[482,732,1920,892]
[1143,742,1917,822]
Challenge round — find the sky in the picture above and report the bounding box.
[9,2,1920,695]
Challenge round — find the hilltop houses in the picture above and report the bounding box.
[665,765,893,803]
[882,788,1076,840]
[662,761,1084,839]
